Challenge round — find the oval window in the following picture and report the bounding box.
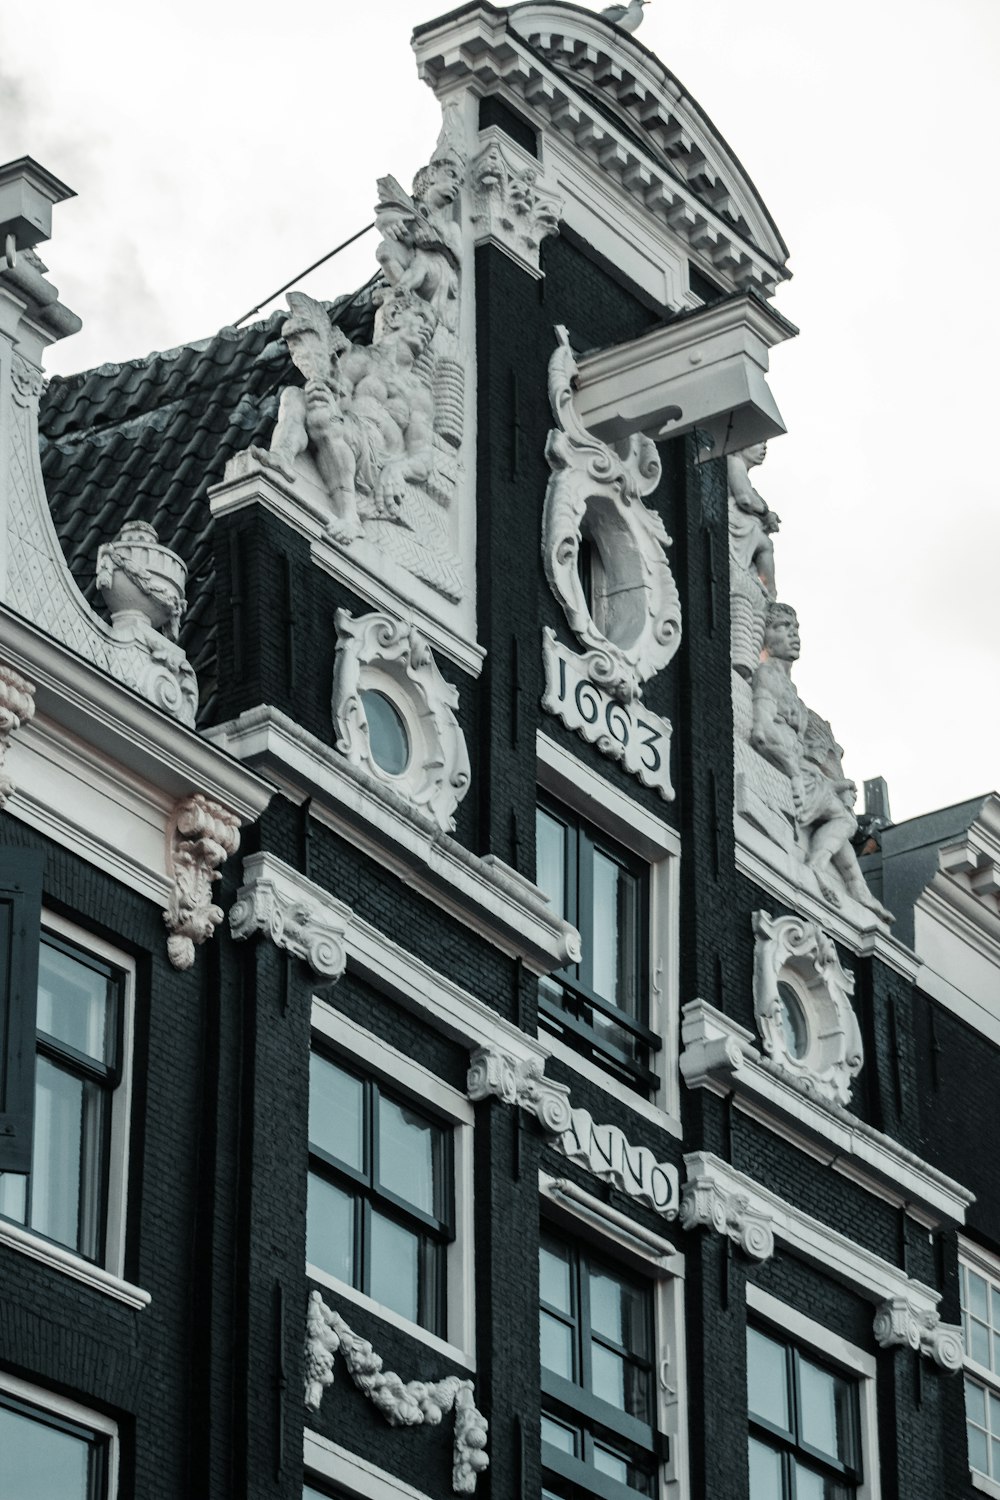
[776,981,810,1060]
[361,689,410,776]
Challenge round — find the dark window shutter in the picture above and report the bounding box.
[0,848,42,1173]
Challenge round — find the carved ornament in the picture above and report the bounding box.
[679,1174,775,1261]
[229,853,350,980]
[728,443,778,680]
[873,1296,963,1373]
[467,1044,573,1135]
[164,794,241,970]
[0,664,35,808]
[469,129,562,274]
[753,910,862,1108]
[332,609,471,834]
[304,1292,489,1493]
[542,327,681,705]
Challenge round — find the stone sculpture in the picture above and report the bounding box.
[0,664,35,807]
[252,108,468,603]
[728,442,779,679]
[750,603,893,922]
[469,132,562,274]
[164,794,242,969]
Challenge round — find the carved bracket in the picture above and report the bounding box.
[304,1292,489,1493]
[229,852,351,980]
[679,1174,775,1261]
[0,664,35,807]
[873,1297,963,1373]
[468,1044,573,1134]
[469,129,562,274]
[164,794,241,970]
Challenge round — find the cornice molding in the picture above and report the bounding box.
[679,1000,973,1227]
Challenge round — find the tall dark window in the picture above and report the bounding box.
[747,1326,861,1498]
[308,1049,453,1336]
[535,799,656,1091]
[540,1229,659,1500]
[0,1389,110,1498]
[0,931,123,1264]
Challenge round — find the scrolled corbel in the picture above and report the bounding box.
[0,664,35,807]
[873,1296,963,1372]
[164,794,241,969]
[467,1044,572,1135]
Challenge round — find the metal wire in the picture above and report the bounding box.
[233,222,376,327]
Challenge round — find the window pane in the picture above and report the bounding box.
[540,1414,577,1455]
[36,941,114,1065]
[540,1236,573,1314]
[591,1341,626,1409]
[969,1420,989,1475]
[378,1094,439,1217]
[748,1437,784,1500]
[309,1055,364,1172]
[30,1058,84,1251]
[307,1174,355,1284]
[799,1357,851,1463]
[361,689,409,777]
[536,810,567,919]
[966,1376,987,1426]
[794,1461,851,1499]
[540,1311,574,1380]
[369,1209,420,1325]
[0,1403,92,1500]
[590,852,622,1005]
[971,1320,991,1367]
[590,1265,649,1358]
[593,1444,629,1482]
[0,1172,26,1224]
[747,1327,790,1430]
[969,1272,989,1321]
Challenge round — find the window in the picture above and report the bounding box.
[0,921,127,1268]
[747,1326,862,1498]
[960,1245,1000,1491]
[536,797,657,1092]
[540,1227,660,1500]
[0,1372,118,1498]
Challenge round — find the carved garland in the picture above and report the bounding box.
[304,1292,489,1494]
[752,910,863,1108]
[332,609,471,834]
[541,326,681,705]
[164,794,241,970]
[0,664,36,808]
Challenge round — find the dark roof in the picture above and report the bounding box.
[38,290,375,724]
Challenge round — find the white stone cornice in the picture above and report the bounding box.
[872,1296,963,1373]
[682,1151,958,1368]
[230,853,351,979]
[679,1000,974,1227]
[205,705,581,975]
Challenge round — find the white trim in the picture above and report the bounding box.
[304,1430,436,1500]
[746,1286,880,1500]
[0,1368,121,1495]
[679,999,973,1226]
[0,1217,149,1309]
[304,1271,473,1372]
[536,731,682,1120]
[310,998,476,1366]
[973,1471,1000,1500]
[540,1170,678,1273]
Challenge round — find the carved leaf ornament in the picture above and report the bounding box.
[542,327,681,704]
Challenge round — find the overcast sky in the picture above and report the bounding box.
[2,0,997,824]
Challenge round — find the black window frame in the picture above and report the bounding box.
[307,1045,455,1338]
[0,1388,110,1500]
[540,1228,661,1500]
[536,796,658,1093]
[747,1324,863,1497]
[0,849,43,1175]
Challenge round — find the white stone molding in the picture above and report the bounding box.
[872,1296,963,1373]
[541,630,675,800]
[752,909,862,1108]
[332,609,470,834]
[0,661,34,806]
[682,1151,958,1368]
[304,1292,489,1494]
[0,197,198,727]
[206,707,580,975]
[230,853,350,979]
[469,127,562,274]
[542,328,680,704]
[678,1173,775,1261]
[679,1000,974,1227]
[468,1043,679,1216]
[728,443,777,678]
[540,1172,679,1269]
[164,794,241,970]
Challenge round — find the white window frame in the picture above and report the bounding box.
[539,1169,690,1500]
[959,1237,1000,1499]
[0,910,147,1310]
[745,1285,881,1500]
[309,999,476,1368]
[305,1429,435,1499]
[0,1368,119,1497]
[537,732,681,1134]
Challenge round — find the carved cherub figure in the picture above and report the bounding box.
[751,602,893,923]
[374,121,464,335]
[728,441,780,598]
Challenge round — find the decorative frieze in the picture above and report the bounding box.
[873,1297,963,1373]
[304,1292,489,1494]
[679,1174,775,1261]
[164,794,241,970]
[229,852,351,980]
[469,128,562,274]
[0,663,35,807]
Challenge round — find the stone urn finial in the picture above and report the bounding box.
[96,521,188,640]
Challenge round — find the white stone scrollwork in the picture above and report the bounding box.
[873,1297,963,1373]
[753,910,863,1108]
[542,326,681,706]
[229,852,350,980]
[332,609,471,834]
[164,794,241,970]
[0,664,35,807]
[467,1044,573,1134]
[304,1292,490,1493]
[469,129,562,275]
[679,1175,775,1261]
